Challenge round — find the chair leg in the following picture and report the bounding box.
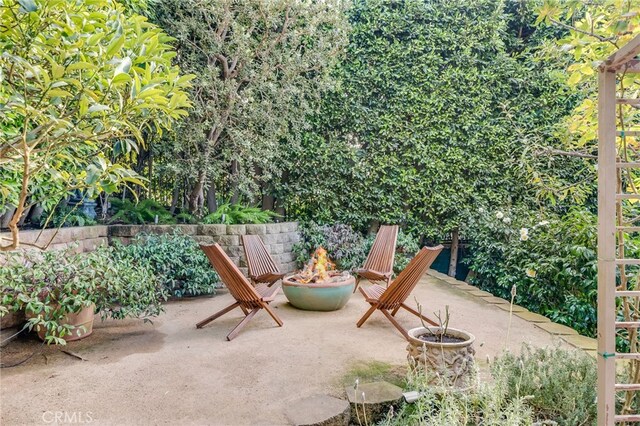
[240,305,249,315]
[263,303,284,327]
[356,304,378,328]
[381,309,410,340]
[391,305,401,316]
[226,308,259,341]
[196,302,241,329]
[400,303,438,326]
[353,276,361,293]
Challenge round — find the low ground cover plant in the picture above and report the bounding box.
[383,345,596,426]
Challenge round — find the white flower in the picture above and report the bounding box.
[503,217,511,224]
[519,228,529,241]
[478,207,485,213]
[537,220,549,227]
[525,269,537,278]
[496,211,504,219]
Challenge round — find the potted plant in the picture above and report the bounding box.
[406,304,476,387]
[0,246,166,345]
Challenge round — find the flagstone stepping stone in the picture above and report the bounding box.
[480,296,510,305]
[451,284,477,291]
[467,289,493,297]
[495,303,528,313]
[560,334,597,350]
[285,395,350,426]
[344,381,403,424]
[515,311,551,323]
[535,322,579,335]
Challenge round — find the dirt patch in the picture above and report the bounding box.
[1,275,572,425]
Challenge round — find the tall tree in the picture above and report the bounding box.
[0,0,192,250]
[152,0,350,214]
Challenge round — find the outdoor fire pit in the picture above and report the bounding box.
[282,247,355,311]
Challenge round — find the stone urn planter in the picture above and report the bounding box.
[282,274,355,311]
[27,303,96,342]
[406,326,475,387]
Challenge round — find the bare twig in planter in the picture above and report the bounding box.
[416,297,450,343]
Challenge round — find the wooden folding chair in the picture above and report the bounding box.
[196,244,283,341]
[241,234,285,287]
[354,225,399,291]
[356,245,444,340]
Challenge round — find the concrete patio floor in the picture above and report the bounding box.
[1,272,578,425]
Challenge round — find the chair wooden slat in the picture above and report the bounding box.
[196,244,283,340]
[242,235,285,287]
[356,245,444,340]
[354,225,399,290]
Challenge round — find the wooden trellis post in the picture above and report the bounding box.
[598,34,640,425]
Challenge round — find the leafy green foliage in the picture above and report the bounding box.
[108,199,175,225]
[202,204,279,225]
[0,246,166,344]
[0,0,193,249]
[151,0,349,212]
[41,204,96,228]
[493,344,596,425]
[465,207,598,337]
[113,232,219,297]
[293,222,419,273]
[386,345,595,425]
[278,0,576,237]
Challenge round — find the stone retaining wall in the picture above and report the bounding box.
[1,223,300,276]
[108,222,300,275]
[0,225,109,255]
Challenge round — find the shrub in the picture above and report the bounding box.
[114,232,219,297]
[202,203,279,225]
[293,223,420,273]
[0,246,166,344]
[385,345,596,425]
[493,344,596,425]
[464,207,599,337]
[41,203,96,228]
[386,364,534,425]
[109,199,175,225]
[293,222,367,271]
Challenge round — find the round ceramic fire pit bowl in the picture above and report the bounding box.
[282,274,355,311]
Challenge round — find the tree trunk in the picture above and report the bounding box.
[207,184,218,212]
[170,184,180,214]
[448,228,459,278]
[262,194,275,211]
[230,160,239,205]
[189,170,206,213]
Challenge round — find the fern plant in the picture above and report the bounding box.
[108,199,175,225]
[202,203,279,225]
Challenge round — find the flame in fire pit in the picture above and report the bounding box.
[297,247,335,284]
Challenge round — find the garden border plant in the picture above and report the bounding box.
[0,245,166,345]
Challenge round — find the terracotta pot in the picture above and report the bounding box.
[28,303,96,342]
[406,326,475,387]
[0,310,25,329]
[282,274,355,311]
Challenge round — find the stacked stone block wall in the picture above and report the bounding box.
[0,226,109,256]
[1,223,300,277]
[107,222,300,276]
